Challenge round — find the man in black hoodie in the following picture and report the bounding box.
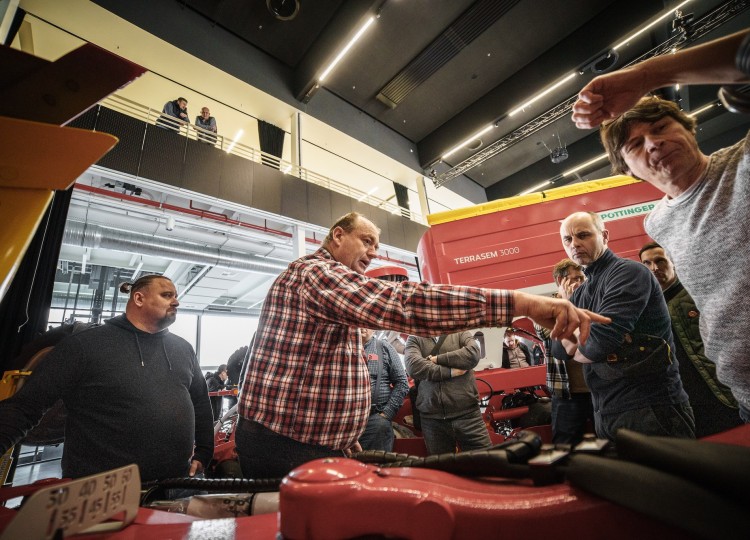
[0,275,213,482]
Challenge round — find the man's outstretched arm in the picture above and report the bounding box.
[572,29,750,129]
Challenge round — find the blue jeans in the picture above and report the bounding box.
[359,413,394,451]
[420,409,491,455]
[551,393,594,446]
[595,402,695,442]
[235,418,343,479]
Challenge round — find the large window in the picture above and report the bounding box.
[198,315,259,369]
[168,313,198,351]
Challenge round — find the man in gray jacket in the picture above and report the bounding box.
[405,331,491,454]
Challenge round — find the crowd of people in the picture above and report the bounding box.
[0,30,748,487]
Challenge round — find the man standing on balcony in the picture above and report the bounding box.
[159,96,189,131]
[195,107,218,144]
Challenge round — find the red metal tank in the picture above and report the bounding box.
[418,176,662,292]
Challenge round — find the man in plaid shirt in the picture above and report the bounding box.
[235,212,608,478]
[536,258,593,446]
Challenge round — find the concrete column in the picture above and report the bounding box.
[415,175,431,221]
[290,111,302,172]
[292,224,305,259]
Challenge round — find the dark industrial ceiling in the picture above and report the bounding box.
[92,0,750,201]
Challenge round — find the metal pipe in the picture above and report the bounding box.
[63,222,287,276]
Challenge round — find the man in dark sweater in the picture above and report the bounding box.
[0,275,213,482]
[552,212,694,441]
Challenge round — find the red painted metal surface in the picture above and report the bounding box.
[418,181,663,290]
[279,425,750,539]
[2,427,746,539]
[278,457,684,540]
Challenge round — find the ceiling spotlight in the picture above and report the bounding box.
[267,0,300,21]
[550,147,569,164]
[579,49,619,75]
[541,133,568,164]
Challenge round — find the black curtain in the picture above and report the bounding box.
[0,188,72,371]
[2,6,25,46]
[258,119,284,169]
[394,182,411,218]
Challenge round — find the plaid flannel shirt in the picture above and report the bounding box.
[535,323,571,399]
[238,248,514,449]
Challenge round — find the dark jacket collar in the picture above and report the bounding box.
[662,278,684,303]
[583,248,616,277]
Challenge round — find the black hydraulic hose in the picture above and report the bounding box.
[353,450,422,464]
[142,476,282,491]
[141,477,281,493]
[353,431,542,478]
[375,448,530,478]
[140,476,282,505]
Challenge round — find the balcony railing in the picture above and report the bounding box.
[98,94,424,223]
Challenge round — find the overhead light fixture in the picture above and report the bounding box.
[226,129,244,154]
[132,257,143,280]
[613,0,692,51]
[688,102,716,117]
[518,180,551,196]
[358,187,378,202]
[563,154,608,177]
[508,73,578,117]
[442,124,494,160]
[319,16,376,82]
[267,0,300,21]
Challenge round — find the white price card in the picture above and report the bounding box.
[0,464,140,539]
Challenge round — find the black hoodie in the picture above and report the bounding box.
[0,315,213,481]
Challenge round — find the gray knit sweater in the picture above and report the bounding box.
[645,131,750,411]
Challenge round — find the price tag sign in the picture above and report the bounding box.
[1,464,140,540]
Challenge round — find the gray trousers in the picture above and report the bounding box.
[420,408,491,455]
